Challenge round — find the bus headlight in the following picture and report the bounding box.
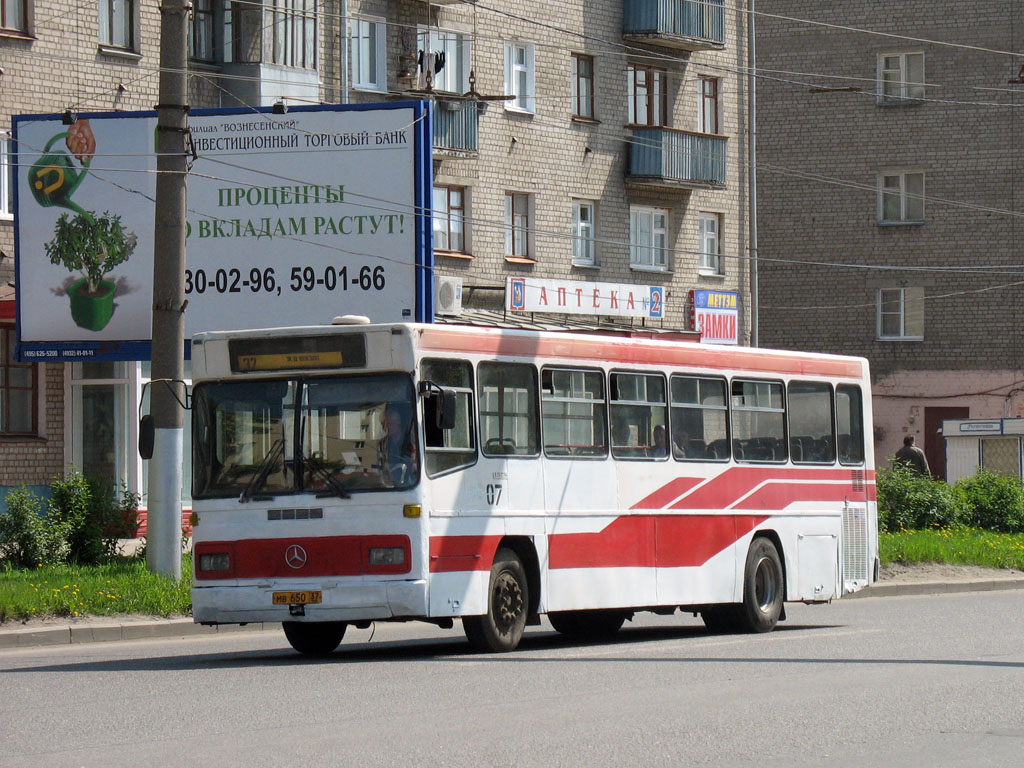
[198,552,230,572]
[368,547,405,567]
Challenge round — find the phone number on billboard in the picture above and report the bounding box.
[184,266,387,295]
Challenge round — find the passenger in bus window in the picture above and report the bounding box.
[652,425,668,457]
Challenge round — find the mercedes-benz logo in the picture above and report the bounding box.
[285,544,307,569]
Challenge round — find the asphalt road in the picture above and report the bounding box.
[2,591,1022,768]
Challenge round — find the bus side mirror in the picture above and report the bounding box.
[139,414,155,460]
[437,390,457,430]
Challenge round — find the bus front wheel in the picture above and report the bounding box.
[734,537,784,633]
[283,621,347,655]
[463,548,528,652]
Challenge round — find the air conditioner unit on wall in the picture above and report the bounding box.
[434,276,463,317]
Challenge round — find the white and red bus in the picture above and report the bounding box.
[189,319,877,654]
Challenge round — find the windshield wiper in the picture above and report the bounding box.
[239,438,285,502]
[303,454,352,499]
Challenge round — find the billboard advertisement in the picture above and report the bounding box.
[689,289,739,344]
[506,277,664,319]
[13,101,432,361]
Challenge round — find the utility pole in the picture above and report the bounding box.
[146,0,190,578]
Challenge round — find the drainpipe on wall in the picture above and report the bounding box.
[748,0,759,347]
[340,0,349,104]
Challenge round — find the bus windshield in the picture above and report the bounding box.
[192,373,418,499]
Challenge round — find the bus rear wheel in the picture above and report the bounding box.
[463,548,528,652]
[733,537,784,633]
[549,610,627,638]
[283,621,347,655]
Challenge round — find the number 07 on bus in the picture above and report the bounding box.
[187,319,877,655]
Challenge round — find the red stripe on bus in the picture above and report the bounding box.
[194,535,410,580]
[546,514,767,570]
[417,327,864,378]
[664,467,873,510]
[429,535,503,573]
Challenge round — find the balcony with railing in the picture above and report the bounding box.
[431,99,480,154]
[626,127,727,189]
[623,0,726,51]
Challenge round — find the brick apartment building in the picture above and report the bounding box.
[1,0,753,511]
[756,1,1024,480]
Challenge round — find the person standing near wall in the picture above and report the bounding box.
[894,435,931,477]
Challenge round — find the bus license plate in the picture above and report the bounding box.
[272,591,322,606]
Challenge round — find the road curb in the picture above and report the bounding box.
[0,618,279,650]
[845,578,1024,599]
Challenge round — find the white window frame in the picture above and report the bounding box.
[877,287,924,341]
[878,51,925,104]
[1,137,12,221]
[572,199,597,266]
[99,0,135,50]
[432,184,467,254]
[418,27,470,93]
[1,0,27,33]
[504,41,536,114]
[629,205,669,271]
[698,212,722,274]
[878,170,925,224]
[351,15,386,91]
[505,192,533,259]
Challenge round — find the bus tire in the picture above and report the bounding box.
[463,548,528,652]
[734,537,784,633]
[549,610,627,638]
[282,621,347,655]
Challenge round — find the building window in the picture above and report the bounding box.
[572,200,596,266]
[271,0,316,69]
[878,287,924,340]
[630,206,669,270]
[1,0,27,33]
[351,16,385,89]
[70,362,131,487]
[572,53,595,119]
[189,0,214,62]
[433,185,466,254]
[879,171,924,223]
[504,42,536,113]
[418,28,470,93]
[99,0,134,49]
[1,328,37,435]
[878,52,924,104]
[628,63,667,126]
[698,212,721,273]
[1,137,12,220]
[505,193,532,259]
[698,76,720,134]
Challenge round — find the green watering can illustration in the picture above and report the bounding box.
[29,132,94,222]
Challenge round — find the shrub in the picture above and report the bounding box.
[0,487,70,568]
[953,469,1024,533]
[876,464,965,532]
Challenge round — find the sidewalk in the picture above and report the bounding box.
[4,573,1024,650]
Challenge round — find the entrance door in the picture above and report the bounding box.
[924,406,969,481]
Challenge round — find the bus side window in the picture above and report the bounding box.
[837,384,865,465]
[479,362,540,457]
[610,371,667,460]
[421,358,477,477]
[670,374,728,462]
[541,367,608,458]
[731,379,787,463]
[788,381,835,464]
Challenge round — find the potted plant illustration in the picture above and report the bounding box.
[44,211,137,331]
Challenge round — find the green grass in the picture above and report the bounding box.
[881,527,1024,570]
[2,529,1023,623]
[0,555,192,623]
